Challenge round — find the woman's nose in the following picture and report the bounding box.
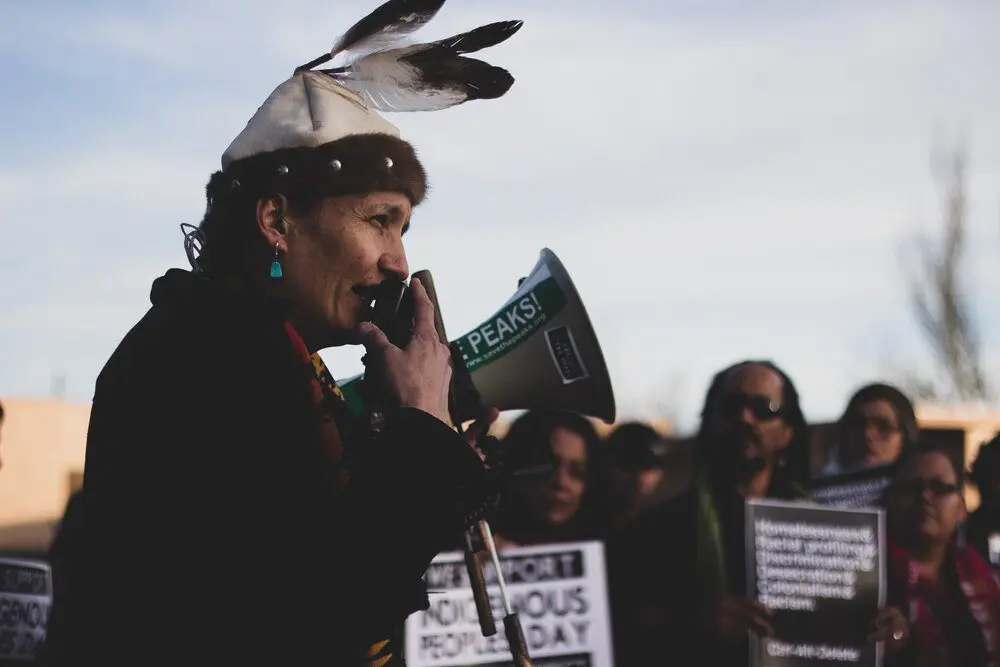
[379,243,409,282]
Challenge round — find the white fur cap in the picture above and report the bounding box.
[221,71,400,170]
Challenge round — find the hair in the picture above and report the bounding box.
[503,409,603,472]
[837,382,919,453]
[891,441,963,484]
[695,359,811,487]
[0,399,4,422]
[970,433,1000,495]
[194,133,427,278]
[606,421,662,469]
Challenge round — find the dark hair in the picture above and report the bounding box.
[970,434,1000,494]
[195,134,426,278]
[503,409,602,471]
[0,399,4,421]
[837,382,919,451]
[892,441,962,482]
[606,421,663,469]
[695,359,811,487]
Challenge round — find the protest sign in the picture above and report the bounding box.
[746,499,885,667]
[808,464,894,510]
[404,541,614,667]
[0,557,51,662]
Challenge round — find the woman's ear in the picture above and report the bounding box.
[256,195,289,248]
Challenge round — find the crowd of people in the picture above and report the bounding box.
[486,364,1000,666]
[3,1,997,665]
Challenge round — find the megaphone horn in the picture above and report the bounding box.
[342,248,617,425]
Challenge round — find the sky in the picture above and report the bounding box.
[1,0,998,432]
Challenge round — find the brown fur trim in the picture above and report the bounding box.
[222,133,428,206]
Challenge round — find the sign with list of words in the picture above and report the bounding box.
[746,499,886,667]
[404,541,614,667]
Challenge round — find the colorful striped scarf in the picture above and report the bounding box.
[888,542,1000,667]
[284,322,400,666]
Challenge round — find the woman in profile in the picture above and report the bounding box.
[40,1,523,665]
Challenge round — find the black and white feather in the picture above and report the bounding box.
[295,0,522,113]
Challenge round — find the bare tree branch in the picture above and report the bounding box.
[903,143,989,401]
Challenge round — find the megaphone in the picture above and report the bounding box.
[340,248,616,425]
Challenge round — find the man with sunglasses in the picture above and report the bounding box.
[608,360,811,666]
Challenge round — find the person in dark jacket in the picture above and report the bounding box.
[41,3,523,665]
[967,434,1000,566]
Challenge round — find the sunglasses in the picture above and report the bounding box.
[720,393,783,421]
[892,479,960,498]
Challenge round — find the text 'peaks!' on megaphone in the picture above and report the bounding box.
[340,248,617,425]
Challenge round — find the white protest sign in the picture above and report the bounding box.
[405,541,614,667]
[0,557,52,662]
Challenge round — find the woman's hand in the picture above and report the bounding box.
[358,277,453,424]
[868,606,909,652]
[462,407,501,462]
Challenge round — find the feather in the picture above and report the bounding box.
[323,20,521,112]
[421,20,523,55]
[295,0,444,73]
[332,0,445,61]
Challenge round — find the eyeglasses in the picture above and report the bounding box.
[720,393,783,421]
[848,415,900,437]
[892,479,960,498]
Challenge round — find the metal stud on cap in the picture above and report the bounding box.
[231,179,241,189]
[384,157,393,168]
[330,159,342,170]
[277,164,289,175]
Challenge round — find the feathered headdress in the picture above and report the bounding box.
[297,0,523,112]
[185,0,521,272]
[221,0,522,168]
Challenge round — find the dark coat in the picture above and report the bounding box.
[42,269,490,666]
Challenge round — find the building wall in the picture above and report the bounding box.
[1,394,996,552]
[0,398,89,552]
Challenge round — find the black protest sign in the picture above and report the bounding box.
[746,499,885,667]
[808,463,895,510]
[0,558,52,662]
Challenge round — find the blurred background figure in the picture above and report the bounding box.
[490,409,609,550]
[883,443,1000,667]
[605,421,671,527]
[967,434,1000,566]
[607,360,812,667]
[824,382,920,475]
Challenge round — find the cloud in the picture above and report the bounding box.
[1,0,998,431]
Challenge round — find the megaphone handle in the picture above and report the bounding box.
[411,270,449,342]
[463,531,498,637]
[477,519,533,666]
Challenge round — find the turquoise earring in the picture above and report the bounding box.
[269,242,283,279]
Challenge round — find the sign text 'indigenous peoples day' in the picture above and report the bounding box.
[405,542,613,667]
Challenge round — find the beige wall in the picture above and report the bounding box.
[0,398,89,550]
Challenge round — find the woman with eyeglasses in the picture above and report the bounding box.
[882,443,1000,667]
[824,383,920,475]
